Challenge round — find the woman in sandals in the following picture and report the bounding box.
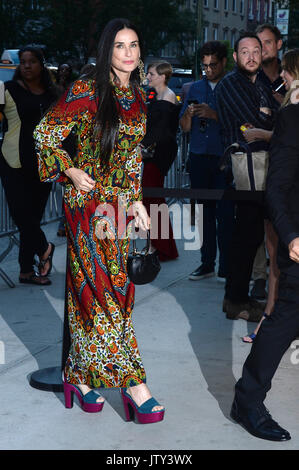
[34,18,165,423]
[0,46,57,285]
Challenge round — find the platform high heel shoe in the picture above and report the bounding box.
[63,382,105,413]
[121,388,165,424]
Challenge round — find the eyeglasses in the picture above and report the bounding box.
[201,62,219,70]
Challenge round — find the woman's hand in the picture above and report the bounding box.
[289,237,299,264]
[64,167,95,192]
[290,88,299,104]
[132,202,150,232]
[260,107,271,115]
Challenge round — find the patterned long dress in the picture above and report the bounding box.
[34,79,147,388]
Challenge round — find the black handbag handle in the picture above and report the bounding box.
[131,230,150,256]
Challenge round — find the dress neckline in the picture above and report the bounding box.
[114,83,133,93]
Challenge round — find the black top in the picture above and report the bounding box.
[257,60,286,104]
[215,66,277,149]
[142,99,180,176]
[2,80,55,176]
[266,104,299,277]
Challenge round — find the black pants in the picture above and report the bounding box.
[0,161,52,273]
[225,201,265,302]
[235,271,299,408]
[189,153,235,276]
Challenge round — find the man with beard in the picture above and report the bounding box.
[215,33,276,321]
[248,25,287,303]
[256,24,286,107]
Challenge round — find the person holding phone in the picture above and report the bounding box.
[180,41,234,283]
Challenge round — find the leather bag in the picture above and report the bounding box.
[127,231,161,285]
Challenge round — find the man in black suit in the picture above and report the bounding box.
[231,99,299,441]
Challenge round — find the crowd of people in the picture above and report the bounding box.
[180,24,299,441]
[1,17,299,442]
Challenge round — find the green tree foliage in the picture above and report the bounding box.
[0,0,38,49]
[288,0,299,49]
[95,0,196,57]
[0,0,196,66]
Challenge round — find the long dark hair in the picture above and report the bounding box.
[14,46,59,99]
[94,18,144,169]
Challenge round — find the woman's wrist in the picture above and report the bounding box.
[64,167,76,177]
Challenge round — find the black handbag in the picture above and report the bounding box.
[127,231,161,285]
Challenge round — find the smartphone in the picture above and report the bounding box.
[188,99,199,105]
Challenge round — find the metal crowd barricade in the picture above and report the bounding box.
[164,130,190,204]
[0,182,64,288]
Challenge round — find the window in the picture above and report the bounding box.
[214,0,219,9]
[224,0,229,10]
[232,0,237,13]
[231,30,237,48]
[257,0,261,21]
[264,0,269,20]
[203,0,209,7]
[240,0,244,14]
[269,0,275,19]
[248,0,253,18]
[213,26,218,40]
[223,29,228,41]
[203,26,209,42]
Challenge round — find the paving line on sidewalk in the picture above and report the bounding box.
[0,342,62,376]
[135,274,224,306]
[135,273,190,306]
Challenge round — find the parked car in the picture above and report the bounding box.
[0,62,17,83]
[168,68,194,103]
[0,49,19,83]
[1,49,20,64]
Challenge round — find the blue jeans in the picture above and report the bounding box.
[189,152,235,276]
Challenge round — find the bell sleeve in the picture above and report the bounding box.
[34,80,92,184]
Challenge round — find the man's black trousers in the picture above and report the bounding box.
[225,200,265,302]
[234,271,299,408]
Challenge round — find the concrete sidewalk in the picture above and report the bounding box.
[0,218,298,451]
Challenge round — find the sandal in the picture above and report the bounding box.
[242,332,256,343]
[64,382,105,413]
[39,243,55,277]
[242,313,268,343]
[121,388,165,424]
[19,272,51,286]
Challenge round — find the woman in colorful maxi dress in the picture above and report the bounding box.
[34,18,165,424]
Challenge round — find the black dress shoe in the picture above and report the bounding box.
[188,264,215,281]
[230,399,291,442]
